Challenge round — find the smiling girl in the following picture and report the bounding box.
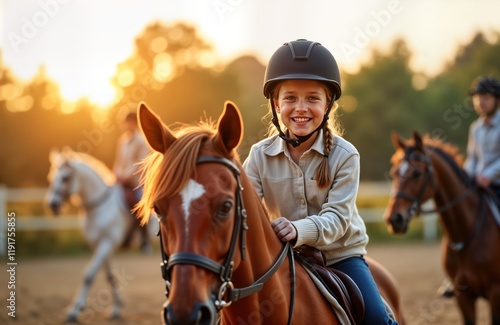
[243,39,398,324]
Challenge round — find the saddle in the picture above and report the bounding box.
[294,246,365,325]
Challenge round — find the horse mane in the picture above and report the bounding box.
[57,149,116,186]
[423,137,472,185]
[394,135,471,185]
[136,121,238,224]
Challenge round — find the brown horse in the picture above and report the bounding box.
[384,131,500,325]
[136,100,405,325]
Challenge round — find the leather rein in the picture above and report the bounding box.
[156,155,295,323]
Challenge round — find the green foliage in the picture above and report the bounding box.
[340,32,500,180]
[340,38,425,179]
[1,23,499,187]
[17,230,89,256]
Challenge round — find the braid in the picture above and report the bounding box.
[315,122,333,188]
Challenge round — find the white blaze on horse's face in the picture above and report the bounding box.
[180,179,206,232]
[398,160,410,178]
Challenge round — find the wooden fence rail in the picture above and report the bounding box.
[0,183,438,256]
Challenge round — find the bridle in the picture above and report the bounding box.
[393,147,437,219]
[395,147,477,219]
[393,147,484,251]
[51,162,112,211]
[157,155,295,321]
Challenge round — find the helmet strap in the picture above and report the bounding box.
[270,94,336,148]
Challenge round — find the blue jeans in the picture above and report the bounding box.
[331,256,397,325]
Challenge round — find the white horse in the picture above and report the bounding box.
[46,148,155,322]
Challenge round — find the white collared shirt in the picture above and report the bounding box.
[243,130,368,265]
[465,110,500,185]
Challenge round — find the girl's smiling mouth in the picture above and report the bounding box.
[292,117,311,123]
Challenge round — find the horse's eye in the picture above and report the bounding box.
[411,152,426,163]
[218,200,233,218]
[62,175,70,182]
[412,170,422,179]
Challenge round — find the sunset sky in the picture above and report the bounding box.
[2,0,500,107]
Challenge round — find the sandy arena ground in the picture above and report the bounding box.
[0,242,491,325]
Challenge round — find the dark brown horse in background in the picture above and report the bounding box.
[384,131,500,325]
[135,100,405,324]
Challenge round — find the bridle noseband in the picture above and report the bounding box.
[157,155,293,314]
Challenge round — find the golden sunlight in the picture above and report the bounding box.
[117,69,135,88]
[59,84,116,108]
[153,53,174,83]
[6,95,33,112]
[60,101,77,114]
[0,83,23,102]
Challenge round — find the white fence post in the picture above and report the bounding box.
[422,201,438,242]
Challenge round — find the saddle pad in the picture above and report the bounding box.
[304,267,397,324]
[303,267,351,325]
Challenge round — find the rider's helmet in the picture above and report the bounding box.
[263,39,342,100]
[263,39,342,147]
[468,76,500,97]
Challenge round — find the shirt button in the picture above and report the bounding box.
[300,198,305,205]
[297,170,302,177]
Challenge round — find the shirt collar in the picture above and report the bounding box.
[479,109,500,127]
[491,110,500,126]
[264,130,326,157]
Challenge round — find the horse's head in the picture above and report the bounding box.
[384,132,436,234]
[136,101,244,325]
[47,149,80,215]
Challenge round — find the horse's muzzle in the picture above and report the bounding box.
[388,212,409,234]
[162,300,217,325]
[49,200,61,216]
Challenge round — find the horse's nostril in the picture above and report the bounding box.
[391,212,406,230]
[163,301,216,325]
[198,302,215,325]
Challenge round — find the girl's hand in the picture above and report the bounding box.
[271,217,297,243]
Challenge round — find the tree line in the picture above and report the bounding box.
[1,22,499,186]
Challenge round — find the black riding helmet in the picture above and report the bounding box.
[263,39,342,99]
[263,39,342,147]
[469,76,500,97]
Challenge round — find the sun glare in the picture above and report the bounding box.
[59,83,117,108]
[153,53,174,83]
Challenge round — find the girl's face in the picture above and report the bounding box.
[274,79,329,138]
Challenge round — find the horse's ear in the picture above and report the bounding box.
[215,100,243,152]
[390,131,406,149]
[138,102,176,153]
[412,131,424,150]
